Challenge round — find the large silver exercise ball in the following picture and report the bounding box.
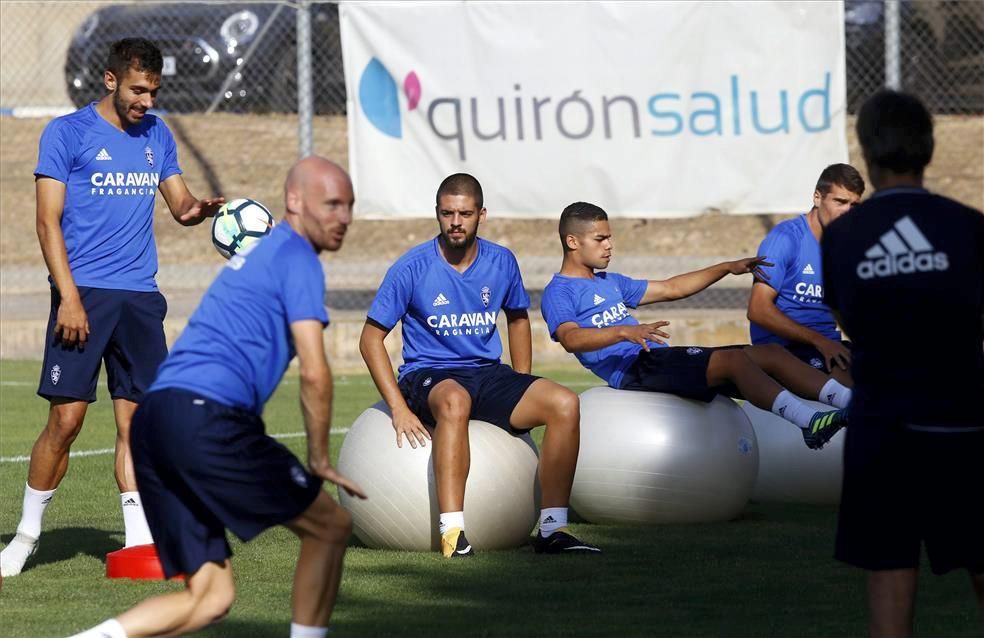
[571,387,759,524]
[337,401,539,551]
[741,400,844,504]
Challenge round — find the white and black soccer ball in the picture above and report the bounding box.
[211,198,274,259]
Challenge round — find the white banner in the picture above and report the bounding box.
[340,1,848,218]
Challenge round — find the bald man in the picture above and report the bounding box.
[69,157,366,638]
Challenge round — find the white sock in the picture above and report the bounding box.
[538,507,568,536]
[439,511,465,535]
[68,618,127,638]
[121,492,154,547]
[16,483,56,539]
[290,623,330,638]
[819,379,852,409]
[771,390,817,429]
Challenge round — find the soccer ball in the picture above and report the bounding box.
[211,198,274,259]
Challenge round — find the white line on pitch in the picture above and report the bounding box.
[0,428,350,463]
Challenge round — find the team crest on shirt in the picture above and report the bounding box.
[686,347,703,355]
[480,286,491,308]
[50,364,61,385]
[810,357,824,369]
[144,146,154,167]
[289,464,308,488]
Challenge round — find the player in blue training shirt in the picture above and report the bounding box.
[1,38,225,578]
[823,91,984,636]
[541,202,856,451]
[747,163,864,384]
[69,157,365,638]
[360,173,599,557]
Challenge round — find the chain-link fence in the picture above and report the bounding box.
[1,1,982,318]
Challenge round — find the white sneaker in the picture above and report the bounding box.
[0,531,39,576]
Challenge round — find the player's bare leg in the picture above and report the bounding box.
[285,491,354,628]
[743,343,852,399]
[867,568,917,638]
[509,379,580,508]
[1,399,88,577]
[28,399,88,489]
[427,380,474,557]
[427,380,472,513]
[112,398,139,492]
[73,560,235,638]
[511,379,599,553]
[707,348,846,449]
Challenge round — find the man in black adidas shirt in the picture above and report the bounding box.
[822,90,984,637]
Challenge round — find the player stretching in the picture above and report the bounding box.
[2,38,224,577]
[541,202,853,449]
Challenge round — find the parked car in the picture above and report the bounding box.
[65,2,347,114]
[845,0,983,113]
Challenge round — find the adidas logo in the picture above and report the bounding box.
[826,393,835,404]
[123,498,138,506]
[432,293,450,306]
[41,496,53,505]
[95,148,112,161]
[542,515,557,524]
[856,216,949,280]
[778,407,786,418]
[802,263,815,275]
[592,294,605,305]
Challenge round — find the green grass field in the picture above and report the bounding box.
[1,359,980,637]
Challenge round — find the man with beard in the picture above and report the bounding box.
[360,173,599,557]
[747,163,864,384]
[2,38,224,577]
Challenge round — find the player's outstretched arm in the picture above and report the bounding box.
[504,309,533,374]
[639,257,772,305]
[291,319,364,498]
[158,174,225,226]
[555,321,670,354]
[747,282,851,370]
[36,177,89,347]
[359,319,431,449]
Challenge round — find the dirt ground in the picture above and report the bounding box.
[1,113,981,271]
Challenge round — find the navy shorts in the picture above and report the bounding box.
[131,388,323,578]
[620,345,743,402]
[835,416,984,575]
[398,364,540,431]
[785,341,852,373]
[38,286,168,403]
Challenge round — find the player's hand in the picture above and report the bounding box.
[308,456,367,499]
[815,337,851,371]
[55,294,90,349]
[391,407,431,449]
[178,196,226,223]
[619,321,670,352]
[729,256,773,281]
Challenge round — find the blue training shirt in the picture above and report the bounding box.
[540,271,656,388]
[34,103,182,292]
[750,214,840,345]
[367,237,530,379]
[152,222,329,414]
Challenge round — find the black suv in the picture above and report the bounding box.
[65,2,346,114]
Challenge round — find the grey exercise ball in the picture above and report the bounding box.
[337,401,540,551]
[571,387,758,524]
[741,400,844,504]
